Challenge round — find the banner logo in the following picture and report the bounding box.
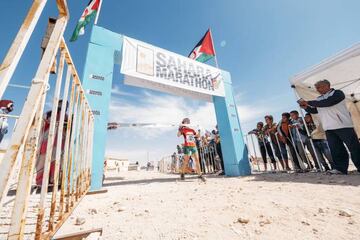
[121,37,225,101]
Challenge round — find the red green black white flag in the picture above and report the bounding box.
[188,29,216,63]
[70,0,101,42]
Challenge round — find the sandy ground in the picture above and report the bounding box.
[55,170,360,240]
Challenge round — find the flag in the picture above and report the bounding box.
[188,29,216,63]
[70,0,101,42]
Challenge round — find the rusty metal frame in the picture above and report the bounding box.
[0,14,68,209]
[7,90,48,239]
[53,227,103,240]
[0,1,95,239]
[0,0,48,98]
[34,47,67,239]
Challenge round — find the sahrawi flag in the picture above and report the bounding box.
[70,0,101,42]
[188,29,216,63]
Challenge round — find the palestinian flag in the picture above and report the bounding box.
[188,29,216,63]
[70,0,101,42]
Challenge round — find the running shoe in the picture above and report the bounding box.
[180,174,185,180]
[198,175,207,182]
[326,169,345,175]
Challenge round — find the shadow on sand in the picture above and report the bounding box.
[102,171,360,188]
[103,174,206,187]
[248,171,360,186]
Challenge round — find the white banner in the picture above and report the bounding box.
[121,36,225,101]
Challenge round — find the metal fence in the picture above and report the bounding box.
[244,133,297,172]
[158,143,222,174]
[244,132,331,173]
[0,1,95,239]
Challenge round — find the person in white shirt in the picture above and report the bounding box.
[299,79,360,174]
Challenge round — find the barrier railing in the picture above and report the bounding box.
[0,1,95,239]
[245,133,295,172]
[244,132,331,173]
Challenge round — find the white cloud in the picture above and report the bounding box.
[111,86,139,97]
[108,91,217,136]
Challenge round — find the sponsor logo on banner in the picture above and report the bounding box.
[92,110,101,116]
[121,36,225,99]
[136,45,154,76]
[89,74,105,81]
[87,89,103,96]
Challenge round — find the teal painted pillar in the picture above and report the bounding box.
[213,71,251,176]
[81,26,123,190]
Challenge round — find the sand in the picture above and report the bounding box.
[55,170,360,240]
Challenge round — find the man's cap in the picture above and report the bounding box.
[0,100,14,109]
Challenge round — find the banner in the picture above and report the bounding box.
[121,36,225,101]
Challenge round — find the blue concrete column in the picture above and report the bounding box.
[81,26,123,190]
[213,71,251,176]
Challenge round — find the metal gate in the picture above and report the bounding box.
[0,1,95,239]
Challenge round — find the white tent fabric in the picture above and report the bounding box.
[290,43,360,136]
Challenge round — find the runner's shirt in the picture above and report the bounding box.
[180,126,197,147]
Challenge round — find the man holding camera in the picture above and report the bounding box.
[298,79,360,174]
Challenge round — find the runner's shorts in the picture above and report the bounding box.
[183,146,198,156]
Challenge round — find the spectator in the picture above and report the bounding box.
[304,113,333,171]
[35,100,68,186]
[277,112,302,171]
[0,100,14,144]
[289,110,315,170]
[214,125,225,175]
[171,152,177,173]
[299,79,360,174]
[249,122,277,171]
[195,130,204,172]
[176,144,183,155]
[263,115,289,170]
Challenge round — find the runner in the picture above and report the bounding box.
[177,118,206,182]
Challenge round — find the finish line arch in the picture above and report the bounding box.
[82,26,251,190]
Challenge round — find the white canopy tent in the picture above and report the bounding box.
[290,43,360,136]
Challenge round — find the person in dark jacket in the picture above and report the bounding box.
[289,110,313,169]
[263,115,288,170]
[277,113,302,171]
[249,122,277,171]
[214,125,225,175]
[299,79,360,174]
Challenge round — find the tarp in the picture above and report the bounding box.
[121,36,225,102]
[290,43,360,136]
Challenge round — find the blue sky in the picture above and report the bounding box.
[1,0,360,163]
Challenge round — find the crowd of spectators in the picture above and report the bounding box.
[248,80,360,175]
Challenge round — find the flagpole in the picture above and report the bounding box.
[209,28,219,69]
[94,0,103,25]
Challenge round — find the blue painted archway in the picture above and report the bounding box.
[82,26,251,190]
